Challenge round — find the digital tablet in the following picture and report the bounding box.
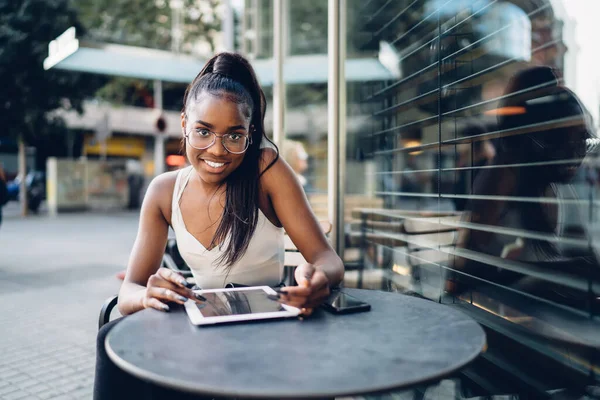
[184,286,301,326]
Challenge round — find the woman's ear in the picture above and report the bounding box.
[180,113,186,136]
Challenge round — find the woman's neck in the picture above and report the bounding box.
[191,171,227,197]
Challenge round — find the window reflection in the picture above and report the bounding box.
[448,66,599,311]
[342,0,600,397]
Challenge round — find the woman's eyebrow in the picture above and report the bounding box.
[195,119,214,128]
[194,120,246,131]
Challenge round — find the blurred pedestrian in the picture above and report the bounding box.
[282,139,311,191]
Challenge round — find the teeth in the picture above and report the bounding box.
[205,160,225,168]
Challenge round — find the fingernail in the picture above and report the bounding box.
[267,294,280,301]
[177,295,188,302]
[191,285,201,290]
[181,280,194,288]
[194,293,207,301]
[162,304,170,312]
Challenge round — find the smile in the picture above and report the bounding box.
[204,160,226,168]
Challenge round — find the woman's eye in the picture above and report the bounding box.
[228,133,242,141]
[195,129,211,137]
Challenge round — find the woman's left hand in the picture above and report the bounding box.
[279,263,330,316]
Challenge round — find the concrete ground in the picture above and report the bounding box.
[0,202,459,400]
[0,203,135,400]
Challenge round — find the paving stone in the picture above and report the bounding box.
[16,377,40,390]
[3,389,31,400]
[26,383,53,395]
[47,395,75,400]
[37,389,66,400]
[0,385,20,397]
[6,374,31,385]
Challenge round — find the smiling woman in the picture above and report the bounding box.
[93,52,345,400]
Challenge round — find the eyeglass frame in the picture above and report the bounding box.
[184,127,253,154]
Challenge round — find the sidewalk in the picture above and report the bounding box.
[0,210,137,400]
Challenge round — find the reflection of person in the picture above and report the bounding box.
[281,139,310,191]
[453,121,496,211]
[448,66,598,307]
[94,53,344,400]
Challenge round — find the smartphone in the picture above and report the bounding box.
[321,291,371,314]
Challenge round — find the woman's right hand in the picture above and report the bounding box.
[142,268,201,312]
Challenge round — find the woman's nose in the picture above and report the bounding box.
[207,137,229,156]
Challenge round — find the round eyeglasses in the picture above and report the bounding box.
[185,129,252,154]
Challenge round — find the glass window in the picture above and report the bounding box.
[344,0,600,396]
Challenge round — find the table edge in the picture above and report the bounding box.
[105,308,487,398]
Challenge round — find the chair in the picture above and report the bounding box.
[98,221,333,329]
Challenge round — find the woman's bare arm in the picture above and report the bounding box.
[260,149,344,287]
[118,172,196,315]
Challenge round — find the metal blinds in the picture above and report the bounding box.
[346,0,599,394]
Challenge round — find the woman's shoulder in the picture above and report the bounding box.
[147,169,180,194]
[143,169,182,224]
[258,147,279,174]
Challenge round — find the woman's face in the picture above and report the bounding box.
[182,94,251,186]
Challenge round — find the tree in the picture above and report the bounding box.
[74,0,221,108]
[0,0,105,215]
[76,0,221,55]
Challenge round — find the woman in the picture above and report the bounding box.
[448,66,598,308]
[94,52,344,400]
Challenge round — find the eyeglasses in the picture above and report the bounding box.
[185,128,252,154]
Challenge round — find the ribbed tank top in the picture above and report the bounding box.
[171,166,284,289]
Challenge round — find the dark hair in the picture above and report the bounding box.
[494,66,592,257]
[181,52,278,268]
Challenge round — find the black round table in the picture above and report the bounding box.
[106,289,486,399]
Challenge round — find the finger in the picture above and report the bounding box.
[145,297,170,312]
[309,270,329,292]
[148,287,189,305]
[277,286,311,301]
[148,274,200,301]
[300,307,314,316]
[157,268,193,289]
[295,263,316,287]
[305,293,330,309]
[283,297,309,309]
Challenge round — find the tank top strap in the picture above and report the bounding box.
[172,166,193,213]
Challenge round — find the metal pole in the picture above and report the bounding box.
[328,0,346,255]
[273,0,285,150]
[153,79,165,176]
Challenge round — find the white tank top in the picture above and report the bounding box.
[171,166,284,289]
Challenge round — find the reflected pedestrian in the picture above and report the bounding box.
[448,66,598,308]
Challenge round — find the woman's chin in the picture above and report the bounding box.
[193,166,229,185]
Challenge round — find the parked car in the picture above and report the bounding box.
[7,171,46,212]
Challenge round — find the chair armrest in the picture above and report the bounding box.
[99,295,119,330]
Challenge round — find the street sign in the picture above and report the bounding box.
[43,27,79,70]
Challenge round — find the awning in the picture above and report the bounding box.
[44,28,396,85]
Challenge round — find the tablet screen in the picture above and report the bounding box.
[194,289,284,317]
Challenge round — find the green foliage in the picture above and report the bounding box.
[76,0,221,53]
[74,0,221,108]
[0,0,105,143]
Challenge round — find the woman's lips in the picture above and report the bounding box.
[201,159,228,173]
